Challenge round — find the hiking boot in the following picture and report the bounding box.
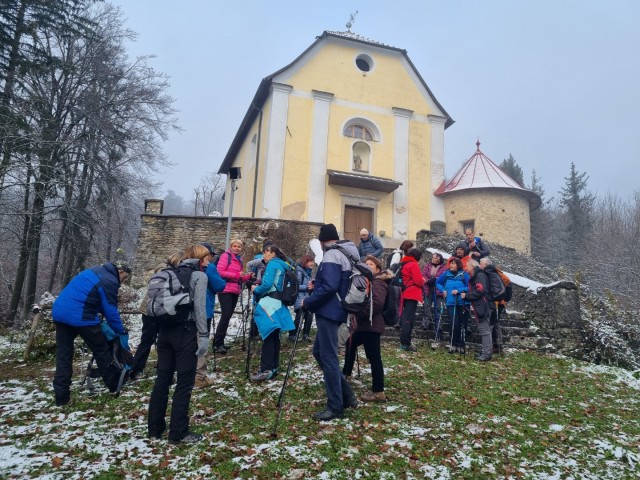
[343,391,359,410]
[458,347,466,355]
[493,345,503,355]
[250,370,275,382]
[55,396,71,407]
[194,375,215,388]
[361,391,387,403]
[168,432,203,445]
[312,408,343,422]
[148,433,163,441]
[303,335,312,343]
[475,355,493,362]
[288,335,297,343]
[400,344,417,352]
[214,345,229,355]
[430,342,439,350]
[448,345,457,354]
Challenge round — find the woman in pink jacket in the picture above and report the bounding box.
[213,239,253,354]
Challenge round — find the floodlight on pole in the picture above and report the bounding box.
[225,167,241,249]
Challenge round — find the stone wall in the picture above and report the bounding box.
[443,190,531,254]
[133,212,323,287]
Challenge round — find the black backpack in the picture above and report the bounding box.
[486,270,507,302]
[382,284,402,326]
[389,263,406,290]
[145,264,196,324]
[269,264,299,306]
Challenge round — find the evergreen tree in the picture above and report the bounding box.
[499,154,525,187]
[559,162,595,271]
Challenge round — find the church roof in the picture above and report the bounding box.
[435,141,541,209]
[219,31,453,175]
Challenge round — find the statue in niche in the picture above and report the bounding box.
[353,155,362,171]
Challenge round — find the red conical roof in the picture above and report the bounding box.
[435,140,541,209]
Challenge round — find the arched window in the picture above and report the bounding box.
[343,124,374,141]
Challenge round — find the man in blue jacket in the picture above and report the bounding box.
[52,261,131,406]
[358,228,383,261]
[302,224,358,421]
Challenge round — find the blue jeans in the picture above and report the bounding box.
[313,316,352,413]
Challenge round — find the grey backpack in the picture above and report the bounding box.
[145,264,195,323]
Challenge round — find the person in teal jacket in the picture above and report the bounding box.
[250,244,295,382]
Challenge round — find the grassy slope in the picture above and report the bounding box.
[1,337,639,479]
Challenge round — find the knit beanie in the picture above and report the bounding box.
[318,223,339,242]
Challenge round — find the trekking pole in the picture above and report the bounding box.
[212,316,217,372]
[245,307,257,378]
[450,298,457,352]
[235,282,246,343]
[355,344,361,378]
[271,307,304,437]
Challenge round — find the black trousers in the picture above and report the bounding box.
[342,331,384,392]
[130,315,160,374]
[147,321,197,441]
[259,328,281,372]
[291,308,313,337]
[214,293,239,347]
[399,299,419,346]
[53,322,120,404]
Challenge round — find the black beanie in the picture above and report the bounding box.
[318,223,339,242]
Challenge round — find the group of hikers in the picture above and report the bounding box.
[50,224,510,444]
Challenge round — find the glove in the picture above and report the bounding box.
[119,333,130,352]
[196,336,209,357]
[241,273,254,283]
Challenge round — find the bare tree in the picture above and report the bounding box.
[193,172,225,216]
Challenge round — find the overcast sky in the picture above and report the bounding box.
[110,0,640,203]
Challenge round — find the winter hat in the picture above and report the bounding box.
[318,223,339,242]
[454,242,470,256]
[114,260,132,274]
[200,242,215,256]
[360,228,369,236]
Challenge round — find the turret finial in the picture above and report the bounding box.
[346,11,358,32]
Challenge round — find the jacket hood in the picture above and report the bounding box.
[455,242,470,256]
[377,270,395,281]
[331,240,359,260]
[180,258,200,269]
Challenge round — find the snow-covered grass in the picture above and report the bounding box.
[1,323,639,479]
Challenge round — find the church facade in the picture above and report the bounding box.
[218,31,453,245]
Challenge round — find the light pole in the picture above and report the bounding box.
[225,167,241,249]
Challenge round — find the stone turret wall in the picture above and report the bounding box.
[442,189,531,254]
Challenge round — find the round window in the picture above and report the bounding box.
[355,54,373,72]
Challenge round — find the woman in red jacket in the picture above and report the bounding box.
[399,248,425,352]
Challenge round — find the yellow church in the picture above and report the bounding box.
[218,30,453,245]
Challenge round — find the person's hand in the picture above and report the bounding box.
[442,291,447,298]
[472,252,480,257]
[461,292,466,299]
[251,284,257,292]
[196,336,209,357]
[119,333,130,351]
[241,273,253,283]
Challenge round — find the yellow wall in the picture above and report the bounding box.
[228,36,440,240]
[443,190,532,254]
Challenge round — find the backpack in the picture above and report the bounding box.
[496,268,512,302]
[486,270,507,302]
[269,264,299,306]
[333,245,374,317]
[213,251,233,268]
[382,284,402,326]
[389,263,406,290]
[386,250,401,270]
[145,264,196,324]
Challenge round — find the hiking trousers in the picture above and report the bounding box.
[148,321,197,441]
[53,322,120,405]
[399,299,418,347]
[342,331,384,392]
[259,328,281,372]
[313,316,355,413]
[214,293,239,347]
[130,315,159,375]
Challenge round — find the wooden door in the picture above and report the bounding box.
[344,206,373,244]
